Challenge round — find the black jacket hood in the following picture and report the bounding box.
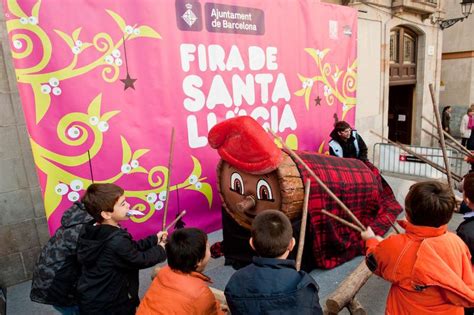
[77,224,120,266]
[61,202,94,228]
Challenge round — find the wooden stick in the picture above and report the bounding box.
[385,215,401,234]
[165,210,186,231]
[321,209,363,233]
[162,128,175,231]
[422,116,474,157]
[370,130,462,182]
[268,130,366,231]
[296,179,311,271]
[428,84,454,190]
[422,128,470,157]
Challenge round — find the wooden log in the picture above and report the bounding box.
[325,261,372,314]
[268,130,366,231]
[296,179,311,271]
[347,298,367,315]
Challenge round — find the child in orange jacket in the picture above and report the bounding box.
[361,181,474,315]
[137,228,225,315]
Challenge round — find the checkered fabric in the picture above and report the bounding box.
[293,151,403,269]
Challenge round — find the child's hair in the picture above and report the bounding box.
[405,181,455,227]
[251,210,292,258]
[166,228,207,273]
[464,173,474,202]
[81,183,124,223]
[334,121,351,132]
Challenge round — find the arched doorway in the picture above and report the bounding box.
[388,26,417,144]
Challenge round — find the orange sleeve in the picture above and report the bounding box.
[193,288,225,315]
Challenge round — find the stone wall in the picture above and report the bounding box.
[0,3,49,288]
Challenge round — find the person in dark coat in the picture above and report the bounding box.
[30,202,94,315]
[442,106,452,134]
[457,173,474,315]
[77,184,167,315]
[328,121,368,161]
[224,210,322,315]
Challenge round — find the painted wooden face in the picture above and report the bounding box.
[218,161,282,229]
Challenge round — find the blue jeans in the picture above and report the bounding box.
[53,305,80,315]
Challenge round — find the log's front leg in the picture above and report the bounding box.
[347,298,366,315]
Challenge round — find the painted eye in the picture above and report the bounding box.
[159,191,167,201]
[55,183,69,196]
[48,77,59,87]
[75,40,83,47]
[67,191,80,202]
[52,87,62,96]
[124,25,134,34]
[89,116,99,126]
[41,84,51,94]
[130,160,139,168]
[146,193,157,203]
[67,127,80,139]
[114,58,123,66]
[188,175,198,184]
[230,172,244,195]
[104,55,114,64]
[70,179,83,191]
[121,163,131,174]
[133,28,140,35]
[154,201,164,211]
[28,16,38,25]
[13,40,22,49]
[112,49,121,58]
[19,17,28,24]
[195,182,202,190]
[256,179,274,201]
[71,46,81,55]
[98,121,109,132]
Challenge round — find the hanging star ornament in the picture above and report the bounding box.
[120,74,137,90]
[314,96,322,106]
[120,36,137,91]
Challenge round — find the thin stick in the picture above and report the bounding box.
[321,209,363,233]
[422,116,473,157]
[422,128,470,157]
[385,215,401,234]
[296,179,311,271]
[268,130,366,231]
[371,130,462,182]
[162,128,175,231]
[87,150,94,183]
[165,210,187,231]
[428,84,454,190]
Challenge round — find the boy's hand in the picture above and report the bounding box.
[156,231,168,247]
[361,226,377,241]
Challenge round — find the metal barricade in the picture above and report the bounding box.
[372,143,464,180]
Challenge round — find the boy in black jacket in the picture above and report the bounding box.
[457,173,474,315]
[77,183,167,315]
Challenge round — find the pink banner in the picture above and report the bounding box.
[3,0,357,239]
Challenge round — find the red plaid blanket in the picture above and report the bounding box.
[293,151,403,269]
